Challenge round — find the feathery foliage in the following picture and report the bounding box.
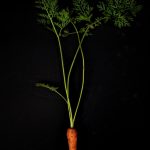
[72,0,93,22]
[97,0,143,28]
[36,83,59,91]
[55,8,71,29]
[35,0,142,35]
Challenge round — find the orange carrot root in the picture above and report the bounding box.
[67,128,77,150]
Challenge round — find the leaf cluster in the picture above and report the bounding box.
[55,8,71,29]
[35,0,142,35]
[97,0,143,28]
[72,0,93,22]
[35,0,73,35]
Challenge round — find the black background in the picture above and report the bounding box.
[0,0,146,149]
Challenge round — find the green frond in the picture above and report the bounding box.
[36,83,59,91]
[114,15,130,28]
[56,8,71,28]
[37,13,54,31]
[38,13,49,20]
[97,0,142,28]
[97,1,106,11]
[36,83,68,103]
[37,18,47,25]
[36,0,59,18]
[73,0,93,22]
[45,0,59,17]
[35,5,46,11]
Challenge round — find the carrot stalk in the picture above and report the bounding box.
[67,128,77,150]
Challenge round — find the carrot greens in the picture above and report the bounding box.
[35,0,142,128]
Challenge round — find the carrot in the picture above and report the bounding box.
[67,128,77,150]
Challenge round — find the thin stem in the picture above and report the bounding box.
[55,90,68,104]
[43,1,73,127]
[36,83,68,103]
[67,24,89,94]
[51,20,73,127]
[50,19,67,91]
[71,24,89,124]
[51,19,74,127]
[42,0,67,94]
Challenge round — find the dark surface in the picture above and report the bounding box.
[0,0,145,150]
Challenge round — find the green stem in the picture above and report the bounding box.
[67,23,89,126]
[51,20,73,128]
[67,24,89,93]
[52,20,74,128]
[43,2,73,128]
[36,83,68,103]
[73,25,89,125]
[55,90,68,104]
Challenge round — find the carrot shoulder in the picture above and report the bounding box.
[67,128,77,150]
